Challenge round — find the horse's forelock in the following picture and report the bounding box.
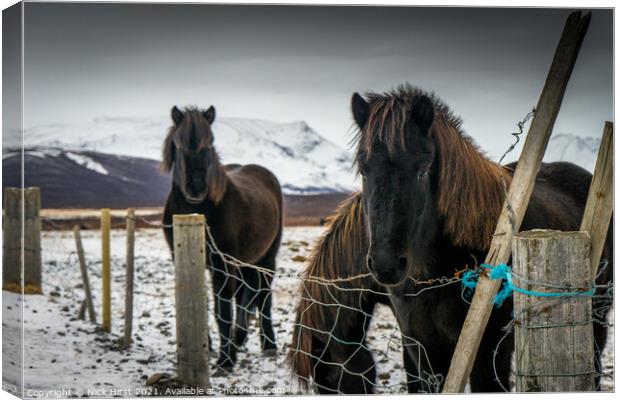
[174,108,214,152]
[354,85,440,164]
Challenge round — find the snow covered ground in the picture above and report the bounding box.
[3,227,408,397]
[2,227,613,397]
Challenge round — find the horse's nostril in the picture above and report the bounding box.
[366,256,375,273]
[398,256,407,272]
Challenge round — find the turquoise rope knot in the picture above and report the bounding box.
[460,263,595,308]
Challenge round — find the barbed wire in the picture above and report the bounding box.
[496,107,536,233]
[498,107,536,167]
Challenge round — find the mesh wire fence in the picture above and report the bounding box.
[33,213,614,395]
[44,212,613,394]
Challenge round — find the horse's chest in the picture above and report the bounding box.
[390,285,467,341]
[208,225,271,265]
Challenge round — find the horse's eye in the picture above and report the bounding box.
[359,164,369,177]
[417,168,429,180]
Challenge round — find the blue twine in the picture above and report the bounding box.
[461,263,595,307]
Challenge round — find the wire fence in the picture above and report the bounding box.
[35,208,614,395]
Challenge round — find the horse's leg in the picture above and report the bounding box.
[593,310,610,389]
[390,294,448,393]
[338,345,377,394]
[256,271,277,352]
[233,268,259,349]
[468,327,513,392]
[401,337,420,393]
[254,246,278,353]
[342,311,378,394]
[399,333,446,392]
[358,345,378,394]
[211,263,236,372]
[593,248,613,390]
[163,226,173,257]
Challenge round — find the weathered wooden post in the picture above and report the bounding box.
[173,214,210,388]
[101,208,111,332]
[3,188,24,291]
[442,11,591,392]
[73,225,96,323]
[23,188,42,291]
[513,230,594,391]
[2,187,42,293]
[580,122,613,276]
[122,209,136,349]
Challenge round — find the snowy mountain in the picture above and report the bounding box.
[2,147,350,221]
[5,116,599,199]
[10,117,355,195]
[544,133,601,172]
[2,148,171,208]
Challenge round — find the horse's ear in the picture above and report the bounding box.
[411,95,434,134]
[351,93,370,128]
[171,106,183,125]
[203,106,216,124]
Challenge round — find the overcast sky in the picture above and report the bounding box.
[22,3,612,159]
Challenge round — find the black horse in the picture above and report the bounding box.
[351,84,613,392]
[162,105,283,372]
[289,194,419,394]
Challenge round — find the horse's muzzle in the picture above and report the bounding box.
[366,249,408,287]
[184,193,206,204]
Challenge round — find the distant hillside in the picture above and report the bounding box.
[10,116,356,194]
[2,148,170,208]
[2,148,350,225]
[2,130,599,220]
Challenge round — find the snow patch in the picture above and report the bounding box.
[65,152,109,175]
[3,148,63,160]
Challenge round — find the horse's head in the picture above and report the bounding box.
[162,105,226,204]
[352,89,438,286]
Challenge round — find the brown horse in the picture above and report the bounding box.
[350,84,613,391]
[161,105,283,372]
[288,195,419,393]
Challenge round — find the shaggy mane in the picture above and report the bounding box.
[288,193,375,389]
[354,84,511,250]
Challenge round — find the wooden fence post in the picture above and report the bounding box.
[23,188,42,291]
[3,188,22,290]
[173,214,210,388]
[513,230,594,391]
[73,225,96,323]
[122,209,136,349]
[442,11,591,392]
[101,208,111,333]
[580,122,613,276]
[2,187,42,293]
